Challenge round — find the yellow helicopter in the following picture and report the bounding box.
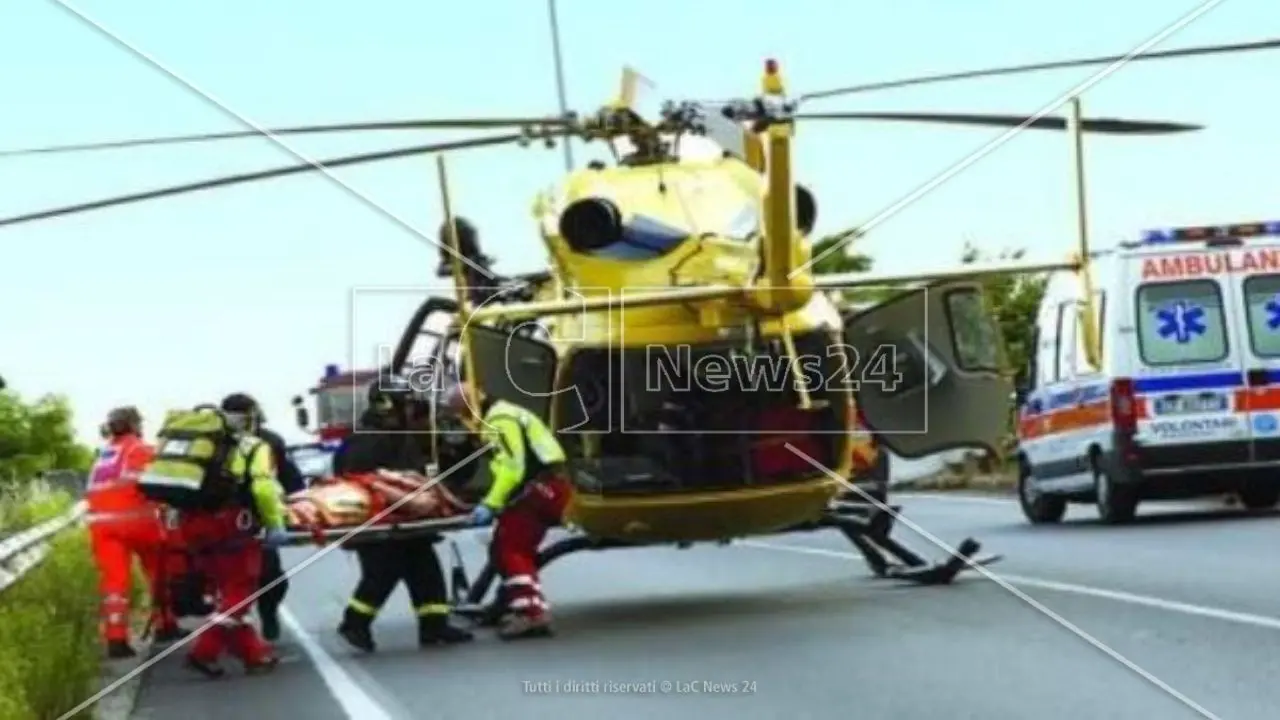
[1,37,1273,606]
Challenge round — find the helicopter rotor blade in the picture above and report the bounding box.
[0,131,558,229]
[0,117,571,158]
[793,111,1202,134]
[798,37,1280,102]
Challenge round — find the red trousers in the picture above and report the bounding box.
[89,515,177,643]
[491,474,571,619]
[180,508,273,666]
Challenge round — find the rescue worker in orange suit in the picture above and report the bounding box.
[172,394,288,677]
[444,382,570,640]
[333,374,473,651]
[86,406,185,659]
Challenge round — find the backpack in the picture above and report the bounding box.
[138,405,244,511]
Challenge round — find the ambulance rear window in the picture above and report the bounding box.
[1243,274,1280,357]
[1136,280,1228,366]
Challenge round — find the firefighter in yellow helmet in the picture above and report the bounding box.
[444,381,569,640]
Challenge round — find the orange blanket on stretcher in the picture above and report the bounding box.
[285,470,472,531]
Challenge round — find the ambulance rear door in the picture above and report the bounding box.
[1128,244,1249,471]
[1228,238,1280,464]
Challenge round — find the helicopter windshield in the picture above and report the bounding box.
[666,169,759,242]
[585,158,761,247]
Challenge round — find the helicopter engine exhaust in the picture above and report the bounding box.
[559,197,624,253]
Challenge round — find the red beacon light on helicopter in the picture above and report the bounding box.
[761,58,784,96]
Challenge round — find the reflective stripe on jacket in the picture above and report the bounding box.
[86,435,157,519]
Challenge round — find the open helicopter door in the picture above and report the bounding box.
[463,325,558,424]
[843,280,1012,459]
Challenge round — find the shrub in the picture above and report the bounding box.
[0,481,74,532]
[0,485,102,720]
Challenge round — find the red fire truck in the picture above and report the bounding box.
[290,363,383,471]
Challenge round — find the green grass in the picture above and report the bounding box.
[0,481,74,533]
[0,483,103,720]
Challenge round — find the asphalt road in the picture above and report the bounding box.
[125,494,1280,720]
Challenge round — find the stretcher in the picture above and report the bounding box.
[279,470,476,547]
[276,470,1002,610]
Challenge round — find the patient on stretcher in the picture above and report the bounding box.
[285,470,476,531]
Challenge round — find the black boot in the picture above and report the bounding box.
[498,611,554,640]
[106,640,137,659]
[418,615,474,646]
[260,608,280,642]
[337,609,376,653]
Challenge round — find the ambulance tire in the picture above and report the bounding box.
[1018,463,1065,524]
[1093,465,1137,525]
[1237,484,1280,511]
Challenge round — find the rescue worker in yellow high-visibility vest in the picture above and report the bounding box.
[444,381,570,640]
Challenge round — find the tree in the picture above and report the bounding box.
[0,385,94,486]
[809,229,894,305]
[810,230,873,275]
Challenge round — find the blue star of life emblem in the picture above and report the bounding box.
[1155,301,1207,344]
[1265,294,1280,330]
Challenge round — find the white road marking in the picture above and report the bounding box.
[744,540,1280,632]
[279,607,395,720]
[896,491,1015,505]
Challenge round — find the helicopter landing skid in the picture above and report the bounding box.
[819,501,1002,585]
[449,503,1002,626]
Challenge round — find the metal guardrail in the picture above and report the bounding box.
[0,449,326,597]
[35,469,88,500]
[0,499,87,595]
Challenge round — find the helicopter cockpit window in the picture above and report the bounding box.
[666,172,758,242]
[403,329,445,391]
[439,336,462,383]
[944,288,1002,373]
[719,203,759,241]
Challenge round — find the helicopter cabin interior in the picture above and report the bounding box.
[550,326,849,496]
[409,279,1013,500]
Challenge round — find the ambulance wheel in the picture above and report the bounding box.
[1094,466,1137,524]
[1237,484,1280,511]
[1018,464,1065,524]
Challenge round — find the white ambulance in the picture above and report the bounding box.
[1015,220,1280,524]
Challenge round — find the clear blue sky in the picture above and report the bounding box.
[0,0,1275,445]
